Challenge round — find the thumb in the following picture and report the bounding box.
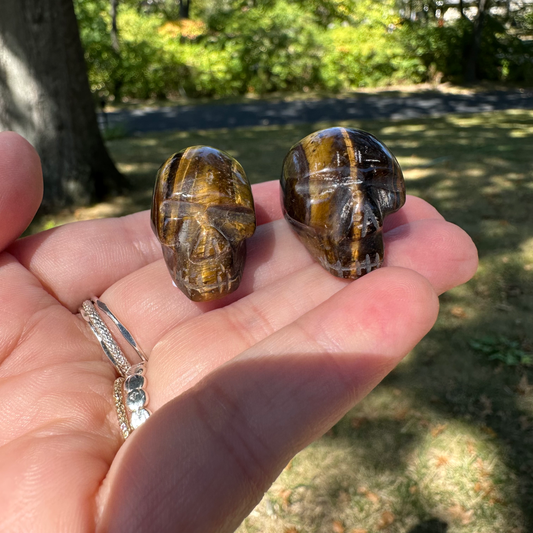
[0,132,43,251]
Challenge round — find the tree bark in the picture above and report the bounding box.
[111,0,120,54]
[459,0,467,18]
[465,0,490,82]
[110,0,124,100]
[0,0,126,210]
[179,0,190,19]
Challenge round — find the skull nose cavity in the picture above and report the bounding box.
[361,203,380,238]
[191,227,228,260]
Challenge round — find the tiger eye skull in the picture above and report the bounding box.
[281,127,405,279]
[151,146,256,301]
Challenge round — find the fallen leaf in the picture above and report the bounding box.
[279,489,292,510]
[447,504,474,525]
[333,520,345,533]
[480,425,497,438]
[431,423,448,437]
[479,394,493,416]
[366,492,380,504]
[357,487,379,503]
[337,490,351,504]
[409,485,418,494]
[394,407,410,421]
[517,375,533,395]
[435,455,450,467]
[451,306,467,318]
[350,529,368,533]
[377,511,395,529]
[476,458,488,473]
[284,528,299,533]
[466,440,477,455]
[350,416,369,429]
[474,479,496,498]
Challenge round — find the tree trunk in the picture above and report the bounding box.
[459,0,467,18]
[179,0,190,19]
[111,0,120,54]
[110,0,123,100]
[465,0,490,82]
[0,0,126,210]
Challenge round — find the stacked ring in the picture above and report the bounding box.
[124,363,151,429]
[80,298,151,439]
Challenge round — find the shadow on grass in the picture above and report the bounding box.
[28,110,533,531]
[371,111,533,530]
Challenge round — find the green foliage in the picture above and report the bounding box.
[470,336,533,366]
[320,23,426,89]
[401,19,470,81]
[206,1,325,93]
[74,0,532,101]
[400,12,533,83]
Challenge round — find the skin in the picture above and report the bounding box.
[0,131,478,533]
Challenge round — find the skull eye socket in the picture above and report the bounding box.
[366,186,404,216]
[158,200,204,245]
[206,205,256,242]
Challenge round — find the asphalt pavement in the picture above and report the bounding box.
[103,89,533,134]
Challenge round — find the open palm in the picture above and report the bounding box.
[0,132,478,533]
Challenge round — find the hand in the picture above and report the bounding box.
[0,132,478,533]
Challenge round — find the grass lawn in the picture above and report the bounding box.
[33,109,533,532]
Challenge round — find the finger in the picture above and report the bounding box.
[252,180,284,225]
[147,217,475,406]
[10,186,438,312]
[384,218,478,295]
[11,212,162,311]
[94,192,449,337]
[9,180,283,311]
[100,268,438,533]
[384,194,443,232]
[98,211,475,374]
[0,251,110,376]
[0,132,43,251]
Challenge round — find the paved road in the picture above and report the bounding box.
[104,89,533,134]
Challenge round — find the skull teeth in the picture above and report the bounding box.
[355,253,381,276]
[322,253,381,277]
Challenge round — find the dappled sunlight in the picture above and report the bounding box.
[27,109,533,531]
[521,237,533,255]
[116,162,158,174]
[242,385,523,532]
[241,107,533,533]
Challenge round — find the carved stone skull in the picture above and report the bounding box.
[152,146,256,301]
[281,127,405,279]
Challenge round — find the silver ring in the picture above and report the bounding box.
[94,299,147,362]
[124,362,151,431]
[81,300,131,376]
[80,298,151,438]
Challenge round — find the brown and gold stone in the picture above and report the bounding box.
[280,127,405,279]
[151,146,256,301]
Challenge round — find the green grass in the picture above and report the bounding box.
[31,109,533,532]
